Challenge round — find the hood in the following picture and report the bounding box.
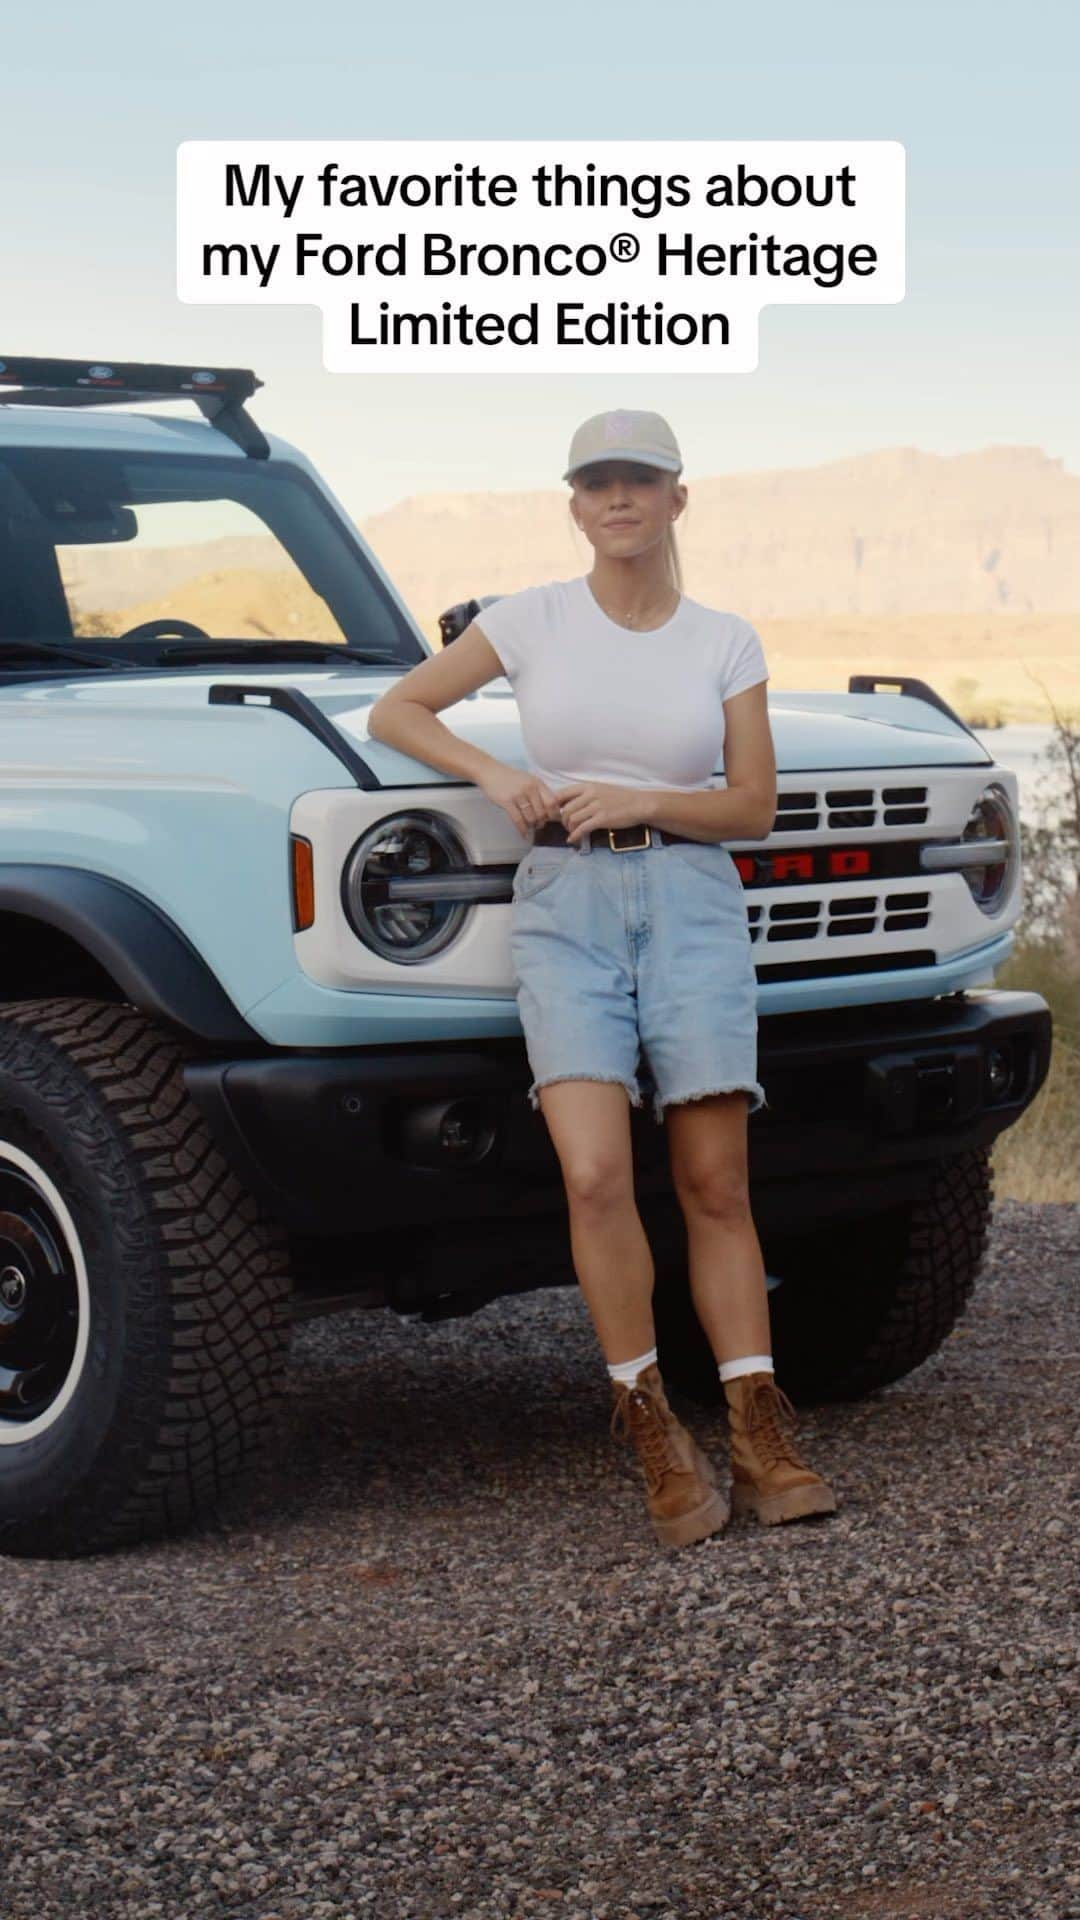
[326,678,995,780]
[1,665,994,779]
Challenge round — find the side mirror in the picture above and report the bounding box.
[438,593,503,646]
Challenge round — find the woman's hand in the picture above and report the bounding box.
[480,764,563,840]
[551,781,651,845]
[480,769,650,845]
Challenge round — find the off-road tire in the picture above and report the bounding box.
[653,1150,993,1406]
[0,999,291,1557]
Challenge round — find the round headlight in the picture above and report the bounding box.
[342,813,470,963]
[961,783,1017,915]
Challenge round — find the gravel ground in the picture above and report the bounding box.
[2,1196,1077,1920]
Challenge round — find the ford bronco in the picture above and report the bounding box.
[0,356,1051,1555]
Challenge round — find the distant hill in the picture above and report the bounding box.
[61,445,1080,722]
[74,566,343,643]
[63,535,281,613]
[65,445,1079,624]
[366,445,1080,625]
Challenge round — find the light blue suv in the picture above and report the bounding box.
[0,356,1051,1556]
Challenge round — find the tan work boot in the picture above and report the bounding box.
[609,1363,730,1548]
[723,1370,838,1525]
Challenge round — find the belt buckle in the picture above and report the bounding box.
[608,825,652,852]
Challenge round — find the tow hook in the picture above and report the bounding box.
[866,1045,983,1134]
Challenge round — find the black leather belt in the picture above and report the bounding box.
[533,821,702,851]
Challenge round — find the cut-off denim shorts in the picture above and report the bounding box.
[509,835,767,1125]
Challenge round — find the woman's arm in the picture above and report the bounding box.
[368,620,562,839]
[367,620,509,784]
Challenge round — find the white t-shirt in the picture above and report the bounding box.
[474,574,769,793]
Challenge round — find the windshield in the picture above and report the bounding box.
[0,447,424,665]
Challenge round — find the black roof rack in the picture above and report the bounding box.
[0,355,270,459]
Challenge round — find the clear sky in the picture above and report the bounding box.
[3,0,1077,517]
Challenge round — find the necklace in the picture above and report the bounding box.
[586,578,682,631]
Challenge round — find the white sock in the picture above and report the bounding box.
[718,1353,774,1384]
[607,1346,658,1387]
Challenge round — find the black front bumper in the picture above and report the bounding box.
[184,988,1051,1239]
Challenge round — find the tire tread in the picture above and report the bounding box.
[0,998,290,1556]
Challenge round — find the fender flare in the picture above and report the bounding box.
[0,865,259,1045]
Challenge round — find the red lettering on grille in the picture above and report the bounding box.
[829,848,871,875]
[731,846,875,885]
[773,852,814,881]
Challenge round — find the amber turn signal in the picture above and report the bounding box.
[290,834,315,931]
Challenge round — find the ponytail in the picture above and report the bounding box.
[663,512,684,593]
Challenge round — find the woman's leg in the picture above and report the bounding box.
[664,1089,838,1522]
[663,1089,772,1362]
[538,1077,735,1545]
[533,1078,656,1364]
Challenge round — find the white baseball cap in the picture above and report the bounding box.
[563,408,683,482]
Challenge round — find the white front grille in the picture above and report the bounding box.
[730,766,1016,978]
[773,783,929,834]
[287,763,1019,997]
[748,888,932,945]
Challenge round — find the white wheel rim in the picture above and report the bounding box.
[0,1140,91,1445]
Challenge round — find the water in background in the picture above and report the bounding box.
[971,724,1069,827]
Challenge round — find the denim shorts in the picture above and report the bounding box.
[509,835,767,1124]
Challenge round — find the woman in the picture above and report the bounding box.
[367,407,837,1550]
